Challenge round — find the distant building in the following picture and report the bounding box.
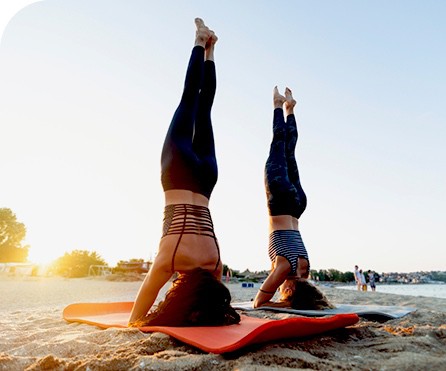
[114,261,151,274]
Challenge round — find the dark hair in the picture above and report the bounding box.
[136,268,240,327]
[288,278,335,310]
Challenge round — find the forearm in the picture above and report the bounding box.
[253,290,275,308]
[128,282,159,323]
[253,279,280,308]
[128,266,172,324]
[254,262,289,307]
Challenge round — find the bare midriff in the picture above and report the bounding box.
[159,234,220,272]
[164,189,209,207]
[269,215,299,233]
[159,189,220,273]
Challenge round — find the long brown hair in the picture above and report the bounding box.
[287,278,335,310]
[135,268,240,327]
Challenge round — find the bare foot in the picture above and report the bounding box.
[206,31,218,48]
[284,87,296,115]
[273,86,286,109]
[205,30,218,61]
[194,18,211,48]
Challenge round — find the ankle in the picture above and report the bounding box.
[195,39,206,48]
[273,96,285,108]
[205,47,214,61]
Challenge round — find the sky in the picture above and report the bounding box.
[0,0,445,274]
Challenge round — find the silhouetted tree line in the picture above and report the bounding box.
[0,208,29,262]
[310,269,356,283]
[50,250,107,278]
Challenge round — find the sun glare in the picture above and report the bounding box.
[27,246,59,266]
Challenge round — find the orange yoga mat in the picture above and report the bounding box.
[63,302,359,354]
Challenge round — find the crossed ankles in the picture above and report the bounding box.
[194,18,218,61]
[273,86,297,116]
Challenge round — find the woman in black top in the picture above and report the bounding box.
[129,18,239,327]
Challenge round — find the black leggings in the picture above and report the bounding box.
[265,108,307,219]
[161,46,218,199]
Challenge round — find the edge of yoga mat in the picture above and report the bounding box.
[63,302,359,354]
[233,301,416,321]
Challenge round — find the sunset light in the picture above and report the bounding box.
[1,1,445,369]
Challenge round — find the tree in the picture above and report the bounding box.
[342,271,355,283]
[310,269,355,283]
[51,250,107,278]
[0,208,29,262]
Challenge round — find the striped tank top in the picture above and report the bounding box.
[268,230,309,275]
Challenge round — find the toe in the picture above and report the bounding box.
[195,18,205,29]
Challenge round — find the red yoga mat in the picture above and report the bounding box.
[63,301,359,354]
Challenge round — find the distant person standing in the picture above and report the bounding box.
[368,270,376,292]
[359,269,367,291]
[354,265,361,291]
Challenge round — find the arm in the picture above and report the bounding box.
[128,260,172,324]
[253,260,290,308]
[213,260,223,281]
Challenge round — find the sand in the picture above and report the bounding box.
[0,276,445,371]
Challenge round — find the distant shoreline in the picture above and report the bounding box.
[1,272,445,285]
[333,281,445,286]
[336,282,446,299]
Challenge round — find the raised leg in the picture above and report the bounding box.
[284,88,307,217]
[161,20,210,191]
[193,30,218,159]
[265,88,291,215]
[265,87,307,219]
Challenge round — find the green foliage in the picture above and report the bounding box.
[310,269,355,283]
[343,271,355,282]
[0,208,29,263]
[51,250,107,278]
[431,271,446,283]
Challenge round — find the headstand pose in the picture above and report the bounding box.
[254,87,333,310]
[128,18,240,326]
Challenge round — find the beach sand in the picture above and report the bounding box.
[1,276,445,370]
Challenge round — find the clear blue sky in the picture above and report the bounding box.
[1,1,445,273]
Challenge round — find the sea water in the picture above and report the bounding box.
[337,283,446,299]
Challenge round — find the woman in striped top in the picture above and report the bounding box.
[254,87,333,310]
